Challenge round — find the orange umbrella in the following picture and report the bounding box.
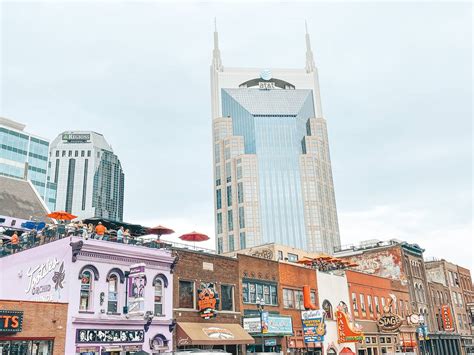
[47,211,77,221]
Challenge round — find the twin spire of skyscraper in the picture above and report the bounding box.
[211,19,316,73]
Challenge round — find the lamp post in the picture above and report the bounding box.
[257,297,266,353]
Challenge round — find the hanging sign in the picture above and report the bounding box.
[336,310,364,343]
[128,263,146,315]
[377,312,403,332]
[441,305,454,331]
[302,309,326,343]
[197,283,219,319]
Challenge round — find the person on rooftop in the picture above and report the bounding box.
[11,232,19,254]
[117,226,124,243]
[95,222,107,240]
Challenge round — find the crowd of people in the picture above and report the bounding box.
[0,220,159,257]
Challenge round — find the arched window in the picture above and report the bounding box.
[322,300,333,319]
[80,270,93,311]
[153,275,167,316]
[107,273,119,313]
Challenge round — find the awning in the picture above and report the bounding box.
[177,322,255,345]
[339,347,355,355]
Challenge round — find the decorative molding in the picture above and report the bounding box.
[153,273,169,288]
[106,268,126,284]
[70,240,84,262]
[170,255,179,274]
[78,264,100,281]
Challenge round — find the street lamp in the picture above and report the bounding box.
[256,297,266,353]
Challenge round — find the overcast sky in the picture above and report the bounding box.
[1,2,472,268]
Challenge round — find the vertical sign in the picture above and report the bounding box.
[128,263,146,315]
[261,311,269,334]
[301,309,326,343]
[441,305,454,331]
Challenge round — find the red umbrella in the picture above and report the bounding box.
[47,211,77,221]
[147,225,175,238]
[179,231,209,249]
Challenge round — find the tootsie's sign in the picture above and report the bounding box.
[377,312,403,332]
[0,310,23,333]
[76,329,144,343]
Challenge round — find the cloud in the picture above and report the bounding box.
[339,205,473,269]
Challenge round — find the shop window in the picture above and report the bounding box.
[107,274,119,313]
[154,279,164,316]
[322,300,333,319]
[179,280,194,309]
[80,270,93,311]
[221,284,234,311]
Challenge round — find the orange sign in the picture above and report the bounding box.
[0,310,23,333]
[441,305,454,331]
[198,283,219,319]
[336,310,364,343]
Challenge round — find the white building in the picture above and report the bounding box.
[49,131,124,221]
[210,26,340,254]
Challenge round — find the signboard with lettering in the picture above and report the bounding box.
[76,329,144,343]
[0,310,23,333]
[128,263,146,315]
[243,315,293,335]
[258,82,276,90]
[377,312,403,332]
[302,309,326,343]
[198,283,219,319]
[243,317,261,333]
[25,257,66,302]
[441,305,454,331]
[336,310,364,343]
[62,133,91,142]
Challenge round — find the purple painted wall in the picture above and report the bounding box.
[0,237,175,354]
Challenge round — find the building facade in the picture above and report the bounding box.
[0,117,57,211]
[211,27,340,254]
[49,131,124,221]
[171,249,253,354]
[0,237,174,354]
[0,300,68,355]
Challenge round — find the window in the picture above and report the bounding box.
[179,281,194,308]
[215,166,221,186]
[55,150,59,157]
[352,293,359,313]
[237,165,242,180]
[227,210,233,231]
[287,253,298,262]
[107,274,119,313]
[87,150,91,157]
[62,150,66,157]
[295,290,304,310]
[216,189,222,209]
[322,300,333,319]
[81,150,85,157]
[227,185,232,206]
[368,295,373,315]
[242,281,277,305]
[239,207,245,228]
[228,234,234,252]
[239,232,246,249]
[381,297,385,310]
[68,150,72,157]
[238,182,244,203]
[226,162,231,182]
[75,150,78,157]
[214,144,220,163]
[360,294,366,313]
[217,213,223,234]
[283,289,295,308]
[154,279,163,316]
[221,285,234,311]
[217,237,223,254]
[311,291,317,307]
[80,271,93,311]
[375,296,380,314]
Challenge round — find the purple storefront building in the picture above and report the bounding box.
[0,237,175,355]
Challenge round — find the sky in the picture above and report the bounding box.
[1,2,472,268]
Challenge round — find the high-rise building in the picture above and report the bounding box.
[211,26,340,254]
[0,117,57,211]
[49,131,124,221]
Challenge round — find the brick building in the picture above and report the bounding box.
[0,300,68,355]
[172,249,253,354]
[346,270,416,354]
[278,261,319,353]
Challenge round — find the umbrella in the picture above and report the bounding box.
[179,231,209,249]
[147,225,175,239]
[47,211,77,221]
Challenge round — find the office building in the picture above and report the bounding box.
[0,117,57,211]
[211,26,340,254]
[49,131,124,221]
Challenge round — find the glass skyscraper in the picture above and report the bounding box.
[211,27,341,254]
[49,131,124,221]
[0,117,57,211]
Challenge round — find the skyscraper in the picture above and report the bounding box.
[0,117,57,211]
[211,26,340,254]
[49,131,124,221]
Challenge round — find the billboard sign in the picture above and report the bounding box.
[301,309,326,343]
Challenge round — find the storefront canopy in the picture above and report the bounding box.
[177,322,255,345]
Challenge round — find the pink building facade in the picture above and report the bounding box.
[0,237,175,355]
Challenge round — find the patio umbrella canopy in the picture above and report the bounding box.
[179,231,209,243]
[47,211,77,221]
[147,225,175,237]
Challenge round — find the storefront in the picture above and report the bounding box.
[243,314,293,353]
[176,322,254,354]
[0,300,68,355]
